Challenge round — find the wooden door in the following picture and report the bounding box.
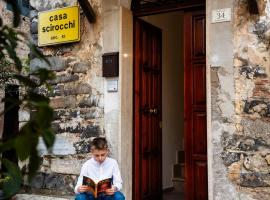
[134,19,162,200]
[184,10,207,200]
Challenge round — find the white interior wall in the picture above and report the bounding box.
[141,11,184,189]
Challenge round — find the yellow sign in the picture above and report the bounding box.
[38,6,80,46]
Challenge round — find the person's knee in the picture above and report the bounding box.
[75,193,87,200]
[113,191,125,200]
[75,192,95,200]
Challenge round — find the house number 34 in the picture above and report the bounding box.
[212,8,231,23]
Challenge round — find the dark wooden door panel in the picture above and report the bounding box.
[194,161,208,200]
[134,18,162,200]
[185,10,207,200]
[193,15,206,58]
[193,63,206,105]
[193,112,207,154]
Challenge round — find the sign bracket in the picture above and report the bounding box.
[78,0,96,23]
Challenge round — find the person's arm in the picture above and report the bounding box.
[74,163,87,194]
[105,160,123,196]
[112,160,123,191]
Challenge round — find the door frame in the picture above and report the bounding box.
[132,2,206,200]
[184,10,207,199]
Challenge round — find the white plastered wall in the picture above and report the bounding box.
[119,6,133,200]
[206,0,237,199]
[103,0,133,198]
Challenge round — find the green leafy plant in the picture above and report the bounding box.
[0,0,56,198]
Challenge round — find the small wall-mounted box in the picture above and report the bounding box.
[107,79,118,92]
[102,52,119,77]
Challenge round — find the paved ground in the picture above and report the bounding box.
[14,194,74,200]
[15,192,184,200]
[163,191,184,200]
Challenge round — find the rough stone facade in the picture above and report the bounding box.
[0,1,31,137]
[4,0,270,199]
[27,0,105,195]
[211,0,270,199]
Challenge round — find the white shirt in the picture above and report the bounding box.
[74,157,123,193]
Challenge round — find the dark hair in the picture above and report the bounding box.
[91,137,108,150]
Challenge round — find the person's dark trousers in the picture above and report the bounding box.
[75,191,125,200]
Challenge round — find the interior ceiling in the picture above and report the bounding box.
[131,0,187,10]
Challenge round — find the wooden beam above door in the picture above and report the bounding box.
[131,0,205,16]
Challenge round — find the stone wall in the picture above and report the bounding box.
[210,0,270,199]
[0,1,30,58]
[27,0,105,195]
[0,1,31,138]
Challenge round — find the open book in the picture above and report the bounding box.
[83,176,112,198]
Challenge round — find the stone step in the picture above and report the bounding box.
[177,150,185,164]
[15,194,74,200]
[172,178,184,193]
[173,163,185,179]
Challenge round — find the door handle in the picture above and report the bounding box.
[140,105,158,115]
[153,108,158,114]
[151,107,159,115]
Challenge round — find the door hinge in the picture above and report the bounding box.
[159,121,162,129]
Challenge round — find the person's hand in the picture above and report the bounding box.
[77,185,89,193]
[105,186,117,195]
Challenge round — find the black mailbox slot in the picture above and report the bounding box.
[102,52,119,77]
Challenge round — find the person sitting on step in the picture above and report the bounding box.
[75,137,125,200]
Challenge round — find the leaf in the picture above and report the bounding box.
[1,26,23,70]
[2,38,22,71]
[3,27,18,48]
[28,150,41,181]
[36,104,53,128]
[14,74,38,88]
[2,159,22,198]
[0,139,15,153]
[28,92,49,104]
[14,122,39,161]
[42,128,55,149]
[28,44,50,66]
[36,68,55,85]
[2,159,22,181]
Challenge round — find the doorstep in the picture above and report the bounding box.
[15,194,74,200]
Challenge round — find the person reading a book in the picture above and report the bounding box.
[75,137,125,200]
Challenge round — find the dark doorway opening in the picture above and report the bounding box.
[1,85,19,172]
[133,1,207,200]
